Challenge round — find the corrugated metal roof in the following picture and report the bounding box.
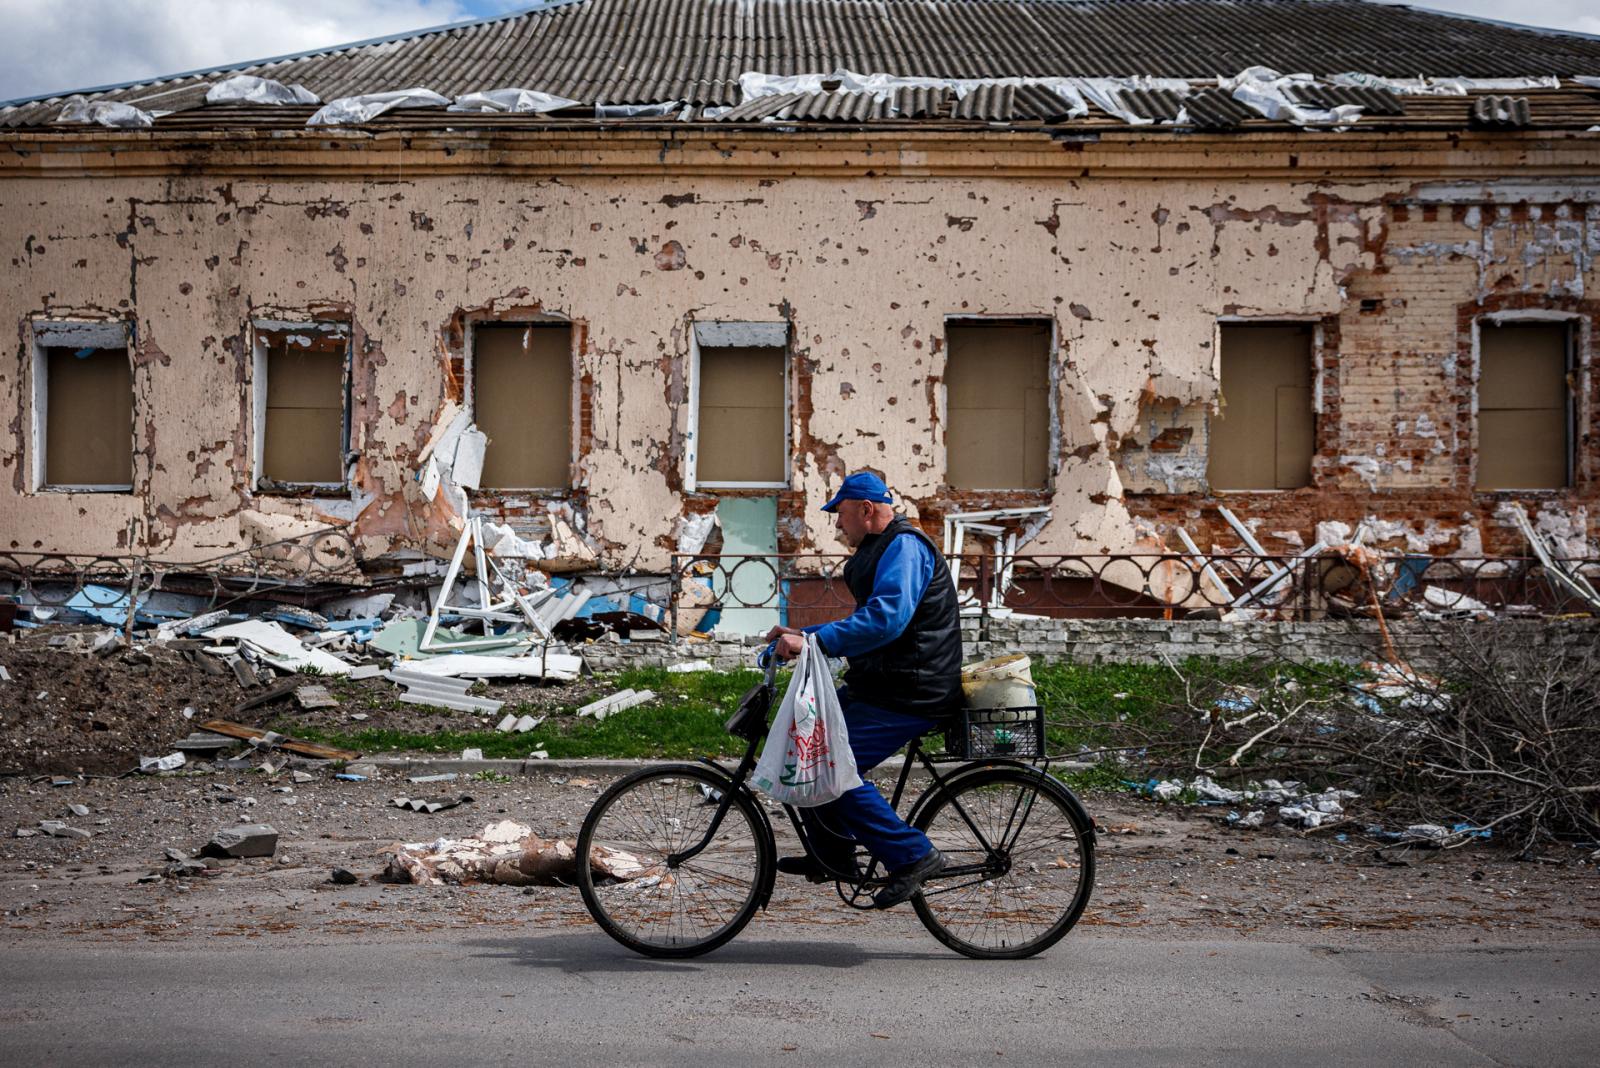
[1471,94,1533,127]
[1182,87,1257,129]
[1118,87,1184,122]
[1290,83,1405,115]
[8,0,1600,128]
[953,83,1015,122]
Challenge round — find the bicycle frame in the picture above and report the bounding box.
[669,691,1066,901]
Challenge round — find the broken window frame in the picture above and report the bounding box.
[685,321,792,492]
[464,316,579,494]
[941,315,1060,492]
[1207,315,1323,493]
[249,318,353,495]
[28,319,135,493]
[1472,311,1583,492]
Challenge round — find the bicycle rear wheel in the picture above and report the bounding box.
[911,767,1094,959]
[577,765,770,958]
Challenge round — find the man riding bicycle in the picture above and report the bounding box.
[764,470,962,909]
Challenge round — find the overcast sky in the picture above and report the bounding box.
[2,0,1597,105]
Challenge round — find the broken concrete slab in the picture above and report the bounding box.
[139,752,187,773]
[294,684,338,710]
[200,824,279,859]
[37,820,91,840]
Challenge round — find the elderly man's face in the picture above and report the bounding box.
[834,499,875,548]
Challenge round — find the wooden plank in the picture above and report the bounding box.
[198,719,360,761]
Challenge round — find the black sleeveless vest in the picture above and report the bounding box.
[840,517,964,720]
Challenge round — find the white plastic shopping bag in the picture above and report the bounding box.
[752,634,862,806]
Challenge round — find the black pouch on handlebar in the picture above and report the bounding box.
[725,681,773,742]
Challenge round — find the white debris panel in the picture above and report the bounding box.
[205,75,319,106]
[308,88,451,126]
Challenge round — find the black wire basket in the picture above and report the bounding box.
[945,706,1045,760]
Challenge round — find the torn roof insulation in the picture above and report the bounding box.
[5,0,1600,132]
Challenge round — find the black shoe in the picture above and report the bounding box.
[873,848,945,910]
[777,855,859,884]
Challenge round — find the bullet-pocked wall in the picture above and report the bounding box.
[1,129,1596,568]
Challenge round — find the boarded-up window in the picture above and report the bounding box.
[1208,323,1314,491]
[473,323,573,490]
[43,344,132,488]
[257,325,348,487]
[1477,321,1573,490]
[696,345,787,485]
[945,321,1052,489]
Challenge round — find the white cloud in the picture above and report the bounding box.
[0,0,493,103]
[1402,0,1600,37]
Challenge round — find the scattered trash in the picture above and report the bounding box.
[139,752,187,774]
[407,772,458,784]
[391,794,473,813]
[198,719,360,761]
[667,659,715,674]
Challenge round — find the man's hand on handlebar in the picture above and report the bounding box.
[763,625,804,662]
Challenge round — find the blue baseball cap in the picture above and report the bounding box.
[821,471,893,512]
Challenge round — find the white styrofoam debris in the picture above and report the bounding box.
[449,88,579,113]
[307,88,450,126]
[205,75,319,106]
[1220,67,1362,126]
[57,95,154,128]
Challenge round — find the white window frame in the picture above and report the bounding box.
[942,314,1060,492]
[464,316,579,494]
[250,318,353,494]
[1471,309,1585,491]
[29,319,134,493]
[686,321,792,492]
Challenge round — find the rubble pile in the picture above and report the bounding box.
[1103,620,1600,851]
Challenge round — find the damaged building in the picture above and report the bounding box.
[2,0,1599,630]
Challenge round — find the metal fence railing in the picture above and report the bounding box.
[670,552,1600,638]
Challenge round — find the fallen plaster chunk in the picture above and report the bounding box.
[294,685,338,710]
[307,87,450,125]
[56,95,154,128]
[139,752,187,774]
[204,620,352,676]
[382,820,645,886]
[200,824,279,859]
[449,88,578,113]
[205,74,319,106]
[667,660,715,673]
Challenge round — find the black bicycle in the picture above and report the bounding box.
[576,662,1096,959]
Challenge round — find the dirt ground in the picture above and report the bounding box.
[0,628,609,775]
[3,765,1596,948]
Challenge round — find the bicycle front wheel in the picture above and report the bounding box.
[911,767,1095,959]
[577,765,770,958]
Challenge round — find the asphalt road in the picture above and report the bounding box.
[3,929,1596,1066]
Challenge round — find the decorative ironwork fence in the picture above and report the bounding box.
[671,552,1600,637]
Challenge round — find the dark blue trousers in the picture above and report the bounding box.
[798,688,937,872]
